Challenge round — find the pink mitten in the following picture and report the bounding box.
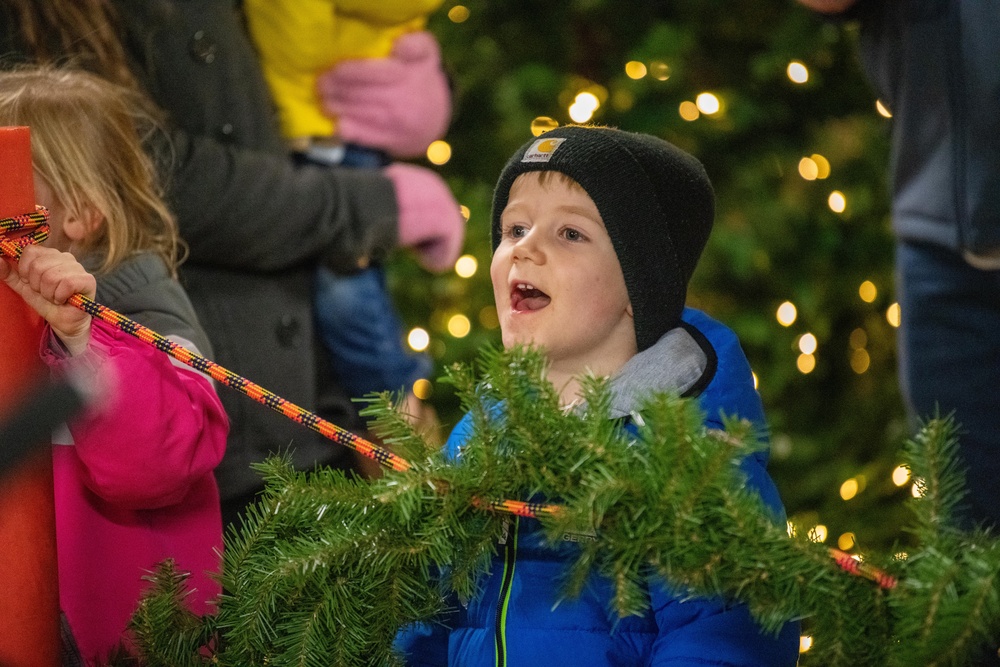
[385,162,464,272]
[317,31,452,159]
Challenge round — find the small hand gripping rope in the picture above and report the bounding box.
[0,209,894,590]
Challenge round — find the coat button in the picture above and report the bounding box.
[189,30,217,64]
[276,314,302,348]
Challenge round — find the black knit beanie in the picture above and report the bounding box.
[491,125,715,352]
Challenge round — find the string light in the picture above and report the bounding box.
[859,280,877,303]
[454,254,478,278]
[751,371,759,390]
[798,157,819,181]
[911,481,924,498]
[695,92,720,115]
[624,61,647,79]
[649,61,671,81]
[459,204,471,221]
[447,314,472,338]
[407,327,430,352]
[776,301,797,326]
[569,91,600,123]
[891,465,910,487]
[850,349,870,374]
[798,332,817,355]
[787,521,797,537]
[828,190,847,213]
[412,378,433,400]
[678,101,699,121]
[426,140,452,165]
[799,636,813,654]
[840,478,859,501]
[838,532,856,550]
[876,99,892,118]
[886,302,901,327]
[787,60,809,84]
[808,524,828,543]
[849,328,867,349]
[811,154,831,179]
[478,306,500,329]
[797,353,816,374]
[447,5,470,22]
[531,116,559,136]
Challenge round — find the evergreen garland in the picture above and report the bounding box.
[128,346,1000,666]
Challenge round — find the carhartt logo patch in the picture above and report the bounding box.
[522,137,566,162]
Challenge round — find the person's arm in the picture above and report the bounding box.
[44,318,228,510]
[795,0,859,14]
[158,127,399,274]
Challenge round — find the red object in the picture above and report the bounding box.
[0,126,35,218]
[0,124,60,667]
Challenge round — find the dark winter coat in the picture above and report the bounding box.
[398,308,800,666]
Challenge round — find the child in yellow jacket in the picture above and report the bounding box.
[244,0,450,160]
[244,0,459,418]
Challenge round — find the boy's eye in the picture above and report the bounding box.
[507,224,527,238]
[562,228,585,242]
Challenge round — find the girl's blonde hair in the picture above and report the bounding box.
[0,65,180,275]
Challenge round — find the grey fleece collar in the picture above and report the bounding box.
[606,325,708,418]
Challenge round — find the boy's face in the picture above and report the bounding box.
[491,171,637,377]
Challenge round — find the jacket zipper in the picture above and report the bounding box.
[494,517,519,667]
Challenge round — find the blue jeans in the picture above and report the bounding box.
[314,264,432,399]
[897,241,1000,529]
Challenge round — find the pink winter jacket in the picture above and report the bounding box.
[43,316,228,664]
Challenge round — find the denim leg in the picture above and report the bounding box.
[897,241,1000,529]
[313,265,433,398]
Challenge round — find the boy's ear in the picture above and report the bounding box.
[626,303,634,317]
[63,204,104,242]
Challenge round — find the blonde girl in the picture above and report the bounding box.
[0,65,228,665]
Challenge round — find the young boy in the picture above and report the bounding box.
[398,125,799,665]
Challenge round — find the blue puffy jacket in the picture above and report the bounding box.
[398,309,800,666]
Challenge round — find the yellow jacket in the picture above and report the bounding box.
[245,0,444,141]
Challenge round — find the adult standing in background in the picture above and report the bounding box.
[0,0,465,529]
[796,0,1000,532]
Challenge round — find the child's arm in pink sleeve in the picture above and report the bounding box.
[43,318,229,510]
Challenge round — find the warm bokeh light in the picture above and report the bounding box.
[569,92,600,123]
[859,280,877,303]
[876,99,893,118]
[624,61,647,79]
[454,254,478,278]
[412,378,433,400]
[828,190,847,213]
[811,153,831,179]
[478,305,500,329]
[787,60,809,84]
[892,465,910,487]
[776,301,797,326]
[787,521,797,537]
[797,353,816,374]
[447,5,470,22]
[752,371,759,390]
[911,482,924,498]
[849,327,867,349]
[799,636,813,654]
[838,532,856,551]
[447,314,471,338]
[407,327,430,352]
[809,524,828,543]
[840,478,859,501]
[678,101,700,121]
[695,92,720,115]
[798,333,817,355]
[531,116,559,136]
[426,140,452,165]
[886,302,901,327]
[649,61,671,81]
[459,204,471,221]
[798,157,819,181]
[850,348,871,374]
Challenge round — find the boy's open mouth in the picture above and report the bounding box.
[510,282,551,311]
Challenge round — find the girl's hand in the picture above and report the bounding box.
[1,246,95,356]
